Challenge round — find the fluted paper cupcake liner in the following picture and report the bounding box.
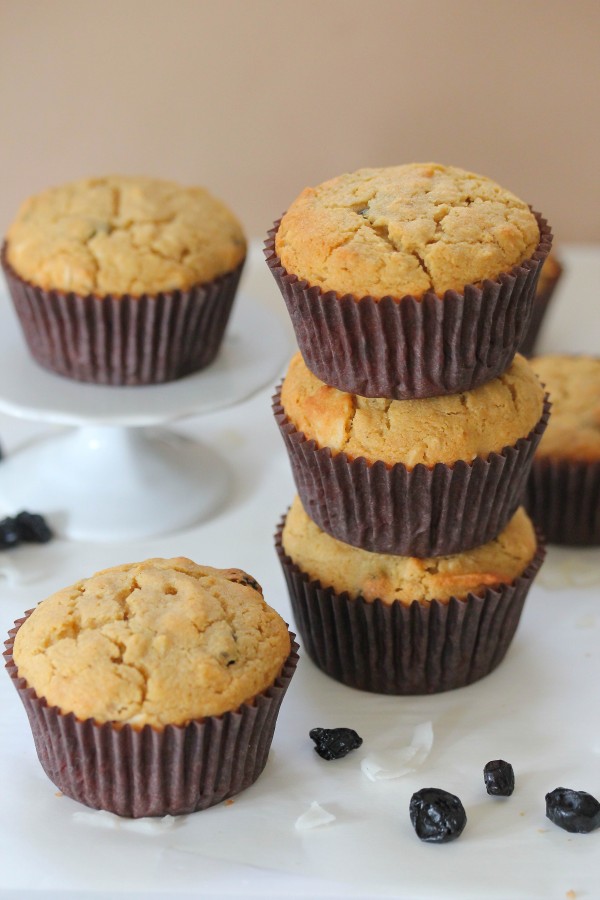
[4,614,298,817]
[519,258,563,357]
[525,458,600,545]
[1,245,244,386]
[274,390,550,557]
[276,519,545,695]
[265,215,552,399]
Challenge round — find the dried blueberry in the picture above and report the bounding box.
[545,787,600,833]
[15,511,53,544]
[309,727,363,760]
[410,788,467,843]
[0,517,20,549]
[0,511,53,549]
[226,570,262,593]
[237,574,262,592]
[484,760,515,796]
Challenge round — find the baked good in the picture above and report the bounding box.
[274,351,549,556]
[281,351,543,467]
[276,497,544,694]
[2,176,247,385]
[276,164,540,299]
[525,355,600,544]
[265,163,552,399]
[5,557,298,816]
[519,253,564,357]
[282,496,536,602]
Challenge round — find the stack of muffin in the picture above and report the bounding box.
[266,162,553,694]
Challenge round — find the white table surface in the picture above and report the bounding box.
[1,244,599,900]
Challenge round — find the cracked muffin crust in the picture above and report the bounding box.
[2,176,247,384]
[275,163,539,300]
[282,496,537,605]
[12,557,291,728]
[280,351,544,468]
[529,355,600,462]
[5,176,246,296]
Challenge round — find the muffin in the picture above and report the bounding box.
[274,351,549,556]
[519,253,564,357]
[4,557,298,817]
[2,176,246,385]
[277,497,544,694]
[525,355,600,544]
[265,163,552,399]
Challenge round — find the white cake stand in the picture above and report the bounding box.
[0,289,290,541]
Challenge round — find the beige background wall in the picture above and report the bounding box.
[1,0,598,244]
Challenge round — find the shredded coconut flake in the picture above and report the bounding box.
[121,815,179,835]
[361,721,433,782]
[538,553,600,590]
[0,558,50,586]
[73,810,179,833]
[73,810,121,830]
[295,801,336,830]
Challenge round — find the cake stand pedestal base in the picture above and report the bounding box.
[0,425,229,542]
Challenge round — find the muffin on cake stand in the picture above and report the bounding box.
[0,282,290,541]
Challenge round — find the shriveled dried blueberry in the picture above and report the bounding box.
[484,759,515,796]
[309,727,363,760]
[16,511,53,544]
[237,575,262,592]
[546,787,600,833]
[0,517,20,549]
[410,788,467,843]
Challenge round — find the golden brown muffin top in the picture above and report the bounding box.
[535,252,562,296]
[275,163,540,300]
[282,496,536,604]
[530,355,600,462]
[281,351,544,468]
[13,557,290,729]
[5,176,246,296]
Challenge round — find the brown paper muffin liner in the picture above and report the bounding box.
[1,244,244,386]
[519,257,563,357]
[274,390,551,557]
[276,518,545,695]
[525,457,600,545]
[4,614,298,817]
[265,215,552,399]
